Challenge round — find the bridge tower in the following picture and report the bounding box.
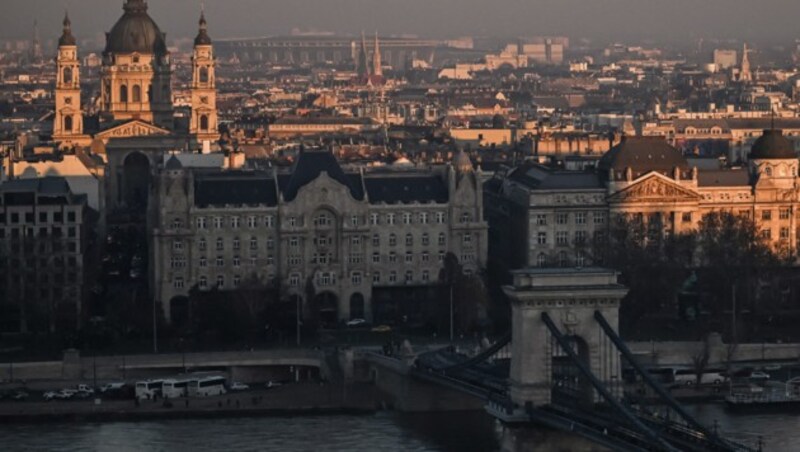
[504,268,628,409]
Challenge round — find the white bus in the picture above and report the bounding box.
[135,380,163,400]
[189,376,227,397]
[162,378,193,399]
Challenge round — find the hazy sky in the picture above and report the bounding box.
[3,0,800,44]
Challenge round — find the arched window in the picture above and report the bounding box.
[199,67,209,84]
[63,67,73,84]
[64,115,73,132]
[132,85,142,103]
[537,253,547,268]
[120,85,128,103]
[200,115,209,131]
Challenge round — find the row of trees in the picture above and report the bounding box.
[591,210,790,340]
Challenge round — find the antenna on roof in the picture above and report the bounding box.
[770,108,776,130]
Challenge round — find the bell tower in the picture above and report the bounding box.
[53,12,85,148]
[190,10,219,145]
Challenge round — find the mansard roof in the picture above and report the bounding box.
[282,149,363,201]
[508,163,603,190]
[364,174,449,204]
[194,171,278,208]
[598,136,689,180]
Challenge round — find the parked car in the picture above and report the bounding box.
[265,381,282,389]
[10,391,29,401]
[749,371,770,381]
[100,382,126,393]
[43,391,59,401]
[371,325,392,333]
[56,389,77,399]
[229,382,249,391]
[77,384,95,395]
[346,318,366,327]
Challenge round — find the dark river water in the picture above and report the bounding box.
[0,406,797,451]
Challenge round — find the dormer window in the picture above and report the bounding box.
[765,166,772,177]
[133,55,140,63]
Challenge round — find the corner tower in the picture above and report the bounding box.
[190,10,219,145]
[53,13,85,148]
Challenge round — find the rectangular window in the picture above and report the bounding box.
[556,231,568,246]
[216,256,224,267]
[373,272,381,283]
[289,274,300,286]
[574,231,587,245]
[405,271,413,283]
[422,234,430,246]
[420,213,428,224]
[389,271,397,283]
[389,252,398,264]
[231,217,240,229]
[594,212,606,225]
[780,227,790,240]
[761,229,771,239]
[386,213,395,225]
[537,232,547,245]
[535,214,547,226]
[556,213,568,225]
[370,213,379,225]
[351,236,362,247]
[403,213,412,225]
[682,212,692,223]
[265,216,275,228]
[372,253,381,264]
[233,256,241,267]
[422,270,430,282]
[351,215,359,226]
[173,240,183,252]
[438,233,446,247]
[405,252,413,264]
[575,212,587,225]
[422,252,429,263]
[762,210,772,221]
[173,277,184,289]
[372,234,380,247]
[780,209,791,220]
[463,234,472,246]
[352,272,362,285]
[436,212,445,224]
[213,217,223,229]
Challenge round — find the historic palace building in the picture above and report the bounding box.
[487,130,800,270]
[150,150,487,325]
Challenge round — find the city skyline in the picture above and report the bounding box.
[3,0,800,43]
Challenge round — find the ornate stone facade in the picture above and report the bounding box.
[487,133,800,270]
[150,150,488,324]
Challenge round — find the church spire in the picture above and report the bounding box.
[194,6,212,46]
[356,31,371,80]
[58,11,77,47]
[740,42,752,82]
[372,31,383,77]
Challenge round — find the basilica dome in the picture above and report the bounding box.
[104,0,167,56]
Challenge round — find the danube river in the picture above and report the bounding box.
[0,407,797,451]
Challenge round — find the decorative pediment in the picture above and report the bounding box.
[95,120,170,139]
[609,174,701,204]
